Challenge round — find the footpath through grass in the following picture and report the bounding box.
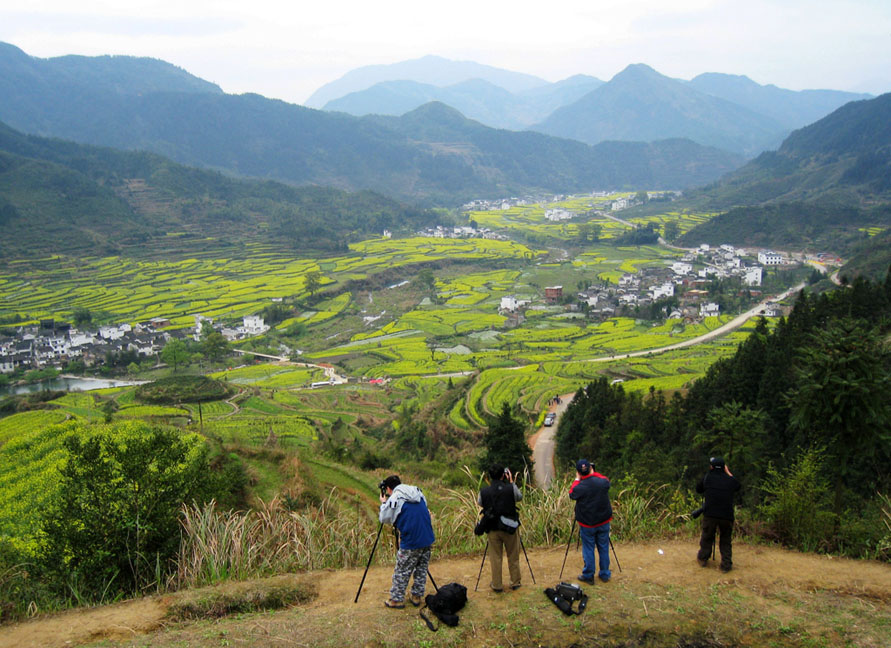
[2,539,888,648]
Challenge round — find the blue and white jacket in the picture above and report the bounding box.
[379,484,435,550]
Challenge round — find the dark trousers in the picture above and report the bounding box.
[697,516,733,569]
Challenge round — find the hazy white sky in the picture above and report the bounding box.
[2,0,889,104]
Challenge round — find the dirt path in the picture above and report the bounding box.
[3,539,888,648]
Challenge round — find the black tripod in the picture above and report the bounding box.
[474,532,536,591]
[559,521,622,580]
[354,523,438,603]
[355,521,384,603]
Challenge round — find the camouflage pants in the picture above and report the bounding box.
[389,546,431,602]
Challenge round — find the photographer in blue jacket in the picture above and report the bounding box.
[379,475,435,609]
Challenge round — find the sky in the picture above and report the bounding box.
[1,0,889,105]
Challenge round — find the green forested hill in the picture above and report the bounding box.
[674,93,891,266]
[689,93,891,207]
[0,122,436,258]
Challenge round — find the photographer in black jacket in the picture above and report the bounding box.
[695,456,741,572]
[477,465,522,592]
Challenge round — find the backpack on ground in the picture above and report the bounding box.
[544,581,588,616]
[420,582,467,631]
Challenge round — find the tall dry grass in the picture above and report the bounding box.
[174,470,700,589]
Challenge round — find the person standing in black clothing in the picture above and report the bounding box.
[478,465,523,592]
[696,456,741,572]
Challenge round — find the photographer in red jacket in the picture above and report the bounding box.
[569,459,612,583]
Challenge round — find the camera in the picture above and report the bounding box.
[690,506,704,519]
[378,480,388,498]
[555,582,583,601]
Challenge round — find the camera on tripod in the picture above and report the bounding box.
[378,480,389,498]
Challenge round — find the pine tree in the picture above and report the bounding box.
[480,402,533,480]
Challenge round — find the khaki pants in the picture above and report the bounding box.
[487,530,521,590]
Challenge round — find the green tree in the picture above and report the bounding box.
[663,221,679,242]
[416,268,436,292]
[480,402,533,480]
[41,422,213,596]
[160,338,189,372]
[305,270,322,297]
[787,319,891,512]
[71,308,92,327]
[590,223,602,242]
[202,331,229,362]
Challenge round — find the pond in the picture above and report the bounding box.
[0,376,144,396]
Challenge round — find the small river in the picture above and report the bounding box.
[0,376,144,396]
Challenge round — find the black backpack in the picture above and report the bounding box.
[544,582,588,616]
[420,582,467,631]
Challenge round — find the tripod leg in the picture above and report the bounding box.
[559,522,575,580]
[608,535,622,573]
[426,569,438,592]
[355,522,384,603]
[474,539,489,592]
[518,533,536,584]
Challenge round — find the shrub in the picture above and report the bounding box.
[41,422,218,597]
[758,447,836,552]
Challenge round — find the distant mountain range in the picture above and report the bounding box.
[314,57,871,156]
[324,74,604,131]
[304,55,550,108]
[0,43,744,204]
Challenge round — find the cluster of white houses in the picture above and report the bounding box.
[415,224,507,240]
[0,315,269,374]
[499,244,792,323]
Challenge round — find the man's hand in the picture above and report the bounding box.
[724,465,733,477]
[505,468,513,483]
[380,494,387,503]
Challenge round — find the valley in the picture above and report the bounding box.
[0,31,889,648]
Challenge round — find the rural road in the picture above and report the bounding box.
[529,393,575,489]
[529,281,806,488]
[584,281,805,363]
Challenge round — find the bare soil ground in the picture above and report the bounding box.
[2,539,889,648]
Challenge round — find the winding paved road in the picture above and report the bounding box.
[528,281,806,488]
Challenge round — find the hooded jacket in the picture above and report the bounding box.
[379,484,435,550]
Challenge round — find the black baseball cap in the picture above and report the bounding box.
[709,457,725,469]
[576,459,591,474]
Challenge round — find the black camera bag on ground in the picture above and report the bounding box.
[420,582,468,631]
[544,582,588,616]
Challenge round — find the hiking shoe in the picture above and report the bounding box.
[491,587,503,593]
[577,574,595,584]
[409,594,423,607]
[720,565,732,573]
[384,599,405,609]
[599,575,610,583]
[698,558,708,567]
[510,584,521,590]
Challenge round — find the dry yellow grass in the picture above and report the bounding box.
[2,539,888,648]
